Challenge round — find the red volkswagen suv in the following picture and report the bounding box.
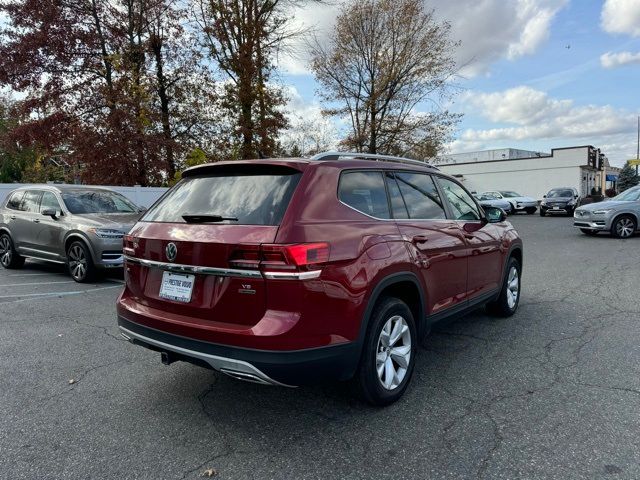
[117,152,523,405]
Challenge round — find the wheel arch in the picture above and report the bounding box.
[64,232,97,262]
[357,272,427,345]
[611,211,638,228]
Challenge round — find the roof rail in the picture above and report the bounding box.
[310,151,438,169]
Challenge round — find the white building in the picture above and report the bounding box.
[436,146,611,200]
[438,148,548,164]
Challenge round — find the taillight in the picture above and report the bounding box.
[123,234,136,256]
[229,245,261,269]
[280,243,330,266]
[229,243,330,272]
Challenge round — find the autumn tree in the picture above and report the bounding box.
[283,113,337,156]
[0,97,38,182]
[310,0,460,159]
[195,0,316,159]
[0,0,220,185]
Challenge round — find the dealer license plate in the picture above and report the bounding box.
[159,271,194,303]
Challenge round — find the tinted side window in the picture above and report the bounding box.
[21,190,42,213]
[6,191,25,210]
[385,173,409,219]
[395,172,446,219]
[339,171,391,219]
[438,178,481,221]
[40,192,61,212]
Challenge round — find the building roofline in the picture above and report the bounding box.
[438,145,594,167]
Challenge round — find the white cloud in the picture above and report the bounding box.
[279,0,567,77]
[451,86,639,165]
[601,0,640,37]
[600,51,640,68]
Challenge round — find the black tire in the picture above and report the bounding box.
[486,257,521,317]
[526,208,536,215]
[611,215,636,239]
[354,297,418,406]
[539,209,546,217]
[0,233,25,269]
[67,240,95,283]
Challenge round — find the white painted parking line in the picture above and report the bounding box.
[0,281,76,287]
[0,284,122,300]
[0,273,65,277]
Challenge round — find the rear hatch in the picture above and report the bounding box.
[123,162,305,326]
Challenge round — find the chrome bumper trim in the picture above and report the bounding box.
[119,326,295,387]
[124,255,321,280]
[124,255,262,278]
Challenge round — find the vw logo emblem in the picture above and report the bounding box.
[165,243,177,262]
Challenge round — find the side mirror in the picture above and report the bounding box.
[41,209,57,218]
[485,206,507,223]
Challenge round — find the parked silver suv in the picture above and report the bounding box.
[0,185,143,281]
[574,185,640,238]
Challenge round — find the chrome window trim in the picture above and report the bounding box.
[124,255,322,280]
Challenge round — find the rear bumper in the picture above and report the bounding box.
[118,316,360,386]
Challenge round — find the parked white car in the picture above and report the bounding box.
[482,191,538,214]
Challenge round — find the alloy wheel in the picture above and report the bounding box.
[615,218,635,238]
[507,266,519,309]
[68,244,88,281]
[376,315,412,390]
[0,236,12,267]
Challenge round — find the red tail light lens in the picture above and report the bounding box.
[282,243,330,266]
[229,243,330,270]
[229,244,261,269]
[123,234,136,256]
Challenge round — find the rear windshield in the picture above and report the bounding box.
[143,168,302,225]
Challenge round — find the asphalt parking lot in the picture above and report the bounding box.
[1,215,639,480]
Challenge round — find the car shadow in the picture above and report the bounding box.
[19,258,124,282]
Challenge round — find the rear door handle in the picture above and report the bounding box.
[32,218,40,223]
[412,235,429,243]
[10,215,16,220]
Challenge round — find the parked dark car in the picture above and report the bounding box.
[0,185,143,282]
[540,187,579,217]
[117,152,523,405]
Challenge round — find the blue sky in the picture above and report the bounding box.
[279,0,640,166]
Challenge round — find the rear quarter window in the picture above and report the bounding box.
[143,167,302,225]
[338,171,391,219]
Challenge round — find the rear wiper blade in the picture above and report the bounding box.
[182,214,238,223]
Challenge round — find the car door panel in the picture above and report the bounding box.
[34,191,67,260]
[387,172,470,315]
[459,221,504,298]
[397,220,469,313]
[12,190,42,253]
[436,176,503,301]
